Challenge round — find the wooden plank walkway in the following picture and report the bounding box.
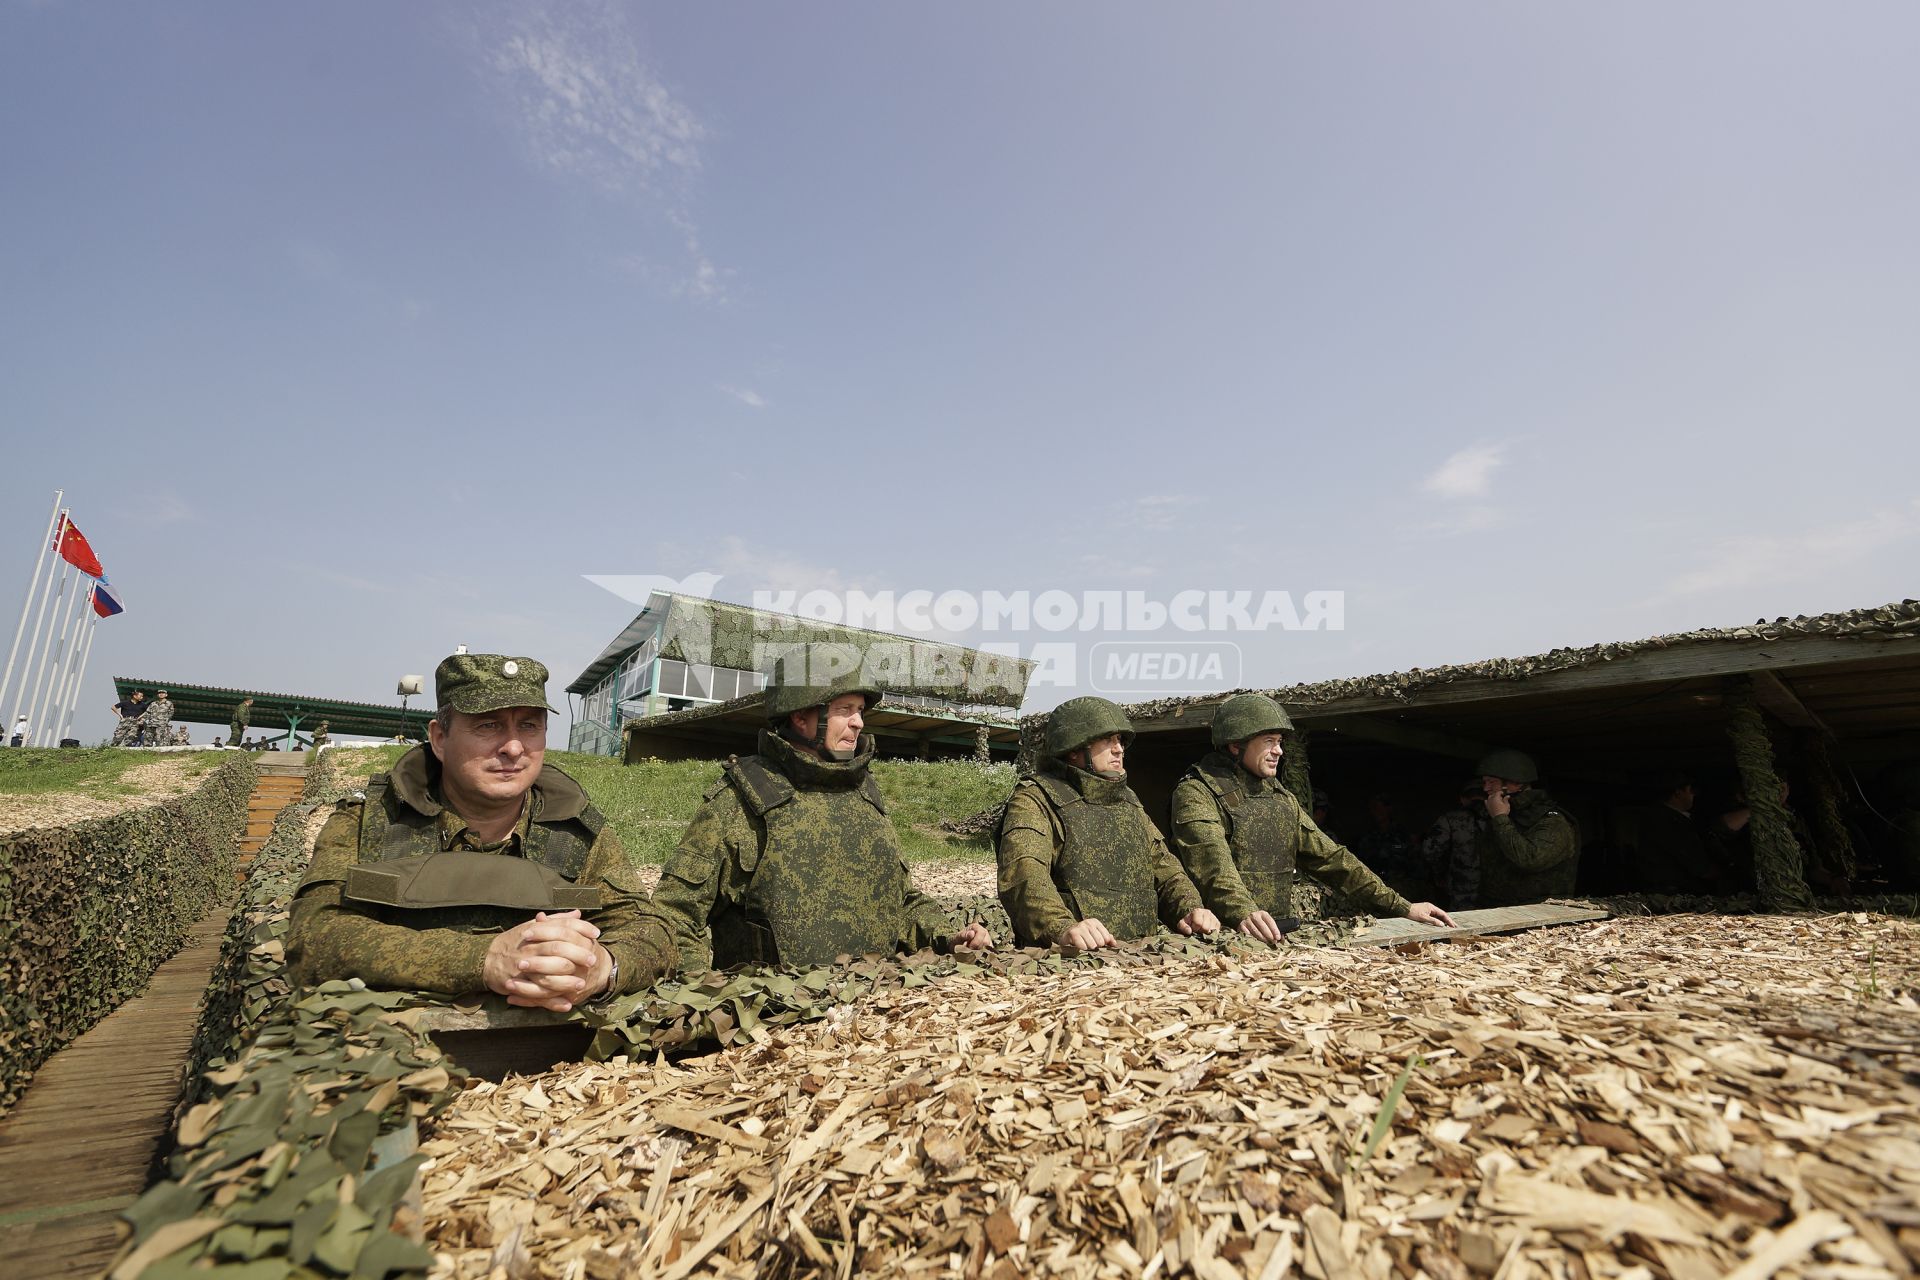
[0,904,234,1278]
[1350,902,1609,947]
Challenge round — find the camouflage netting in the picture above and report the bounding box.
[123,795,1370,1277]
[656,595,1034,709]
[119,780,463,1279]
[1280,727,1312,810]
[0,751,254,1115]
[1725,679,1815,911]
[1110,598,1920,723]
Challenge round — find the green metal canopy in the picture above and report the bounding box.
[111,677,429,744]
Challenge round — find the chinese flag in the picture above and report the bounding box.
[56,516,106,578]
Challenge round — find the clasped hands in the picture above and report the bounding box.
[482,909,614,1011]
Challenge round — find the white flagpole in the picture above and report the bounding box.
[30,561,84,747]
[0,488,62,717]
[56,603,99,745]
[6,511,68,730]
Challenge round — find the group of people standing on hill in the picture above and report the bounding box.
[283,648,1595,1015]
[109,688,176,746]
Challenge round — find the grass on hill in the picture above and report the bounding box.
[0,747,223,798]
[326,747,1014,864]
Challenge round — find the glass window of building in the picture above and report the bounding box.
[658,659,687,697]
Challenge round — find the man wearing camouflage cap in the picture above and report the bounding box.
[1171,693,1454,940]
[286,654,675,1008]
[1475,748,1580,906]
[651,643,993,973]
[998,696,1218,949]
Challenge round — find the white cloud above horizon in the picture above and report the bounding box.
[1422,443,1508,500]
[477,2,725,301]
[1649,500,1920,604]
[717,384,767,409]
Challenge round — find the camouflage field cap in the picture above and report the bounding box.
[434,653,557,715]
[1210,693,1294,748]
[1476,747,1540,784]
[1044,696,1134,756]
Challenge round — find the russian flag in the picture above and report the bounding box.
[91,579,125,618]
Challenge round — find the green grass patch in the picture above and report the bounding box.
[326,748,1015,864]
[0,747,220,798]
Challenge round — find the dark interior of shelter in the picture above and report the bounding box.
[1121,647,1920,900]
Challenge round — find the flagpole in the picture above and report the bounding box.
[30,560,83,747]
[6,510,68,730]
[56,604,99,746]
[0,488,63,718]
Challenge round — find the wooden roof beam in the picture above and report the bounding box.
[1750,670,1833,735]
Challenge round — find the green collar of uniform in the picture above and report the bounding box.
[757,727,876,789]
[1041,757,1134,805]
[385,742,592,823]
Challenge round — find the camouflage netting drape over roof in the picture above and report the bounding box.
[1118,599,1920,721]
[656,597,1033,709]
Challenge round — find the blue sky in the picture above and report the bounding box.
[3,2,1917,740]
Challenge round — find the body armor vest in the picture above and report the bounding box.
[712,735,915,968]
[1029,765,1159,940]
[345,763,603,933]
[1187,753,1300,914]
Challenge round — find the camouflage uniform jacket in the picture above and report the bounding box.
[141,697,174,732]
[1170,752,1410,923]
[286,745,673,996]
[997,759,1203,947]
[1477,787,1579,906]
[1420,807,1486,909]
[650,731,951,973]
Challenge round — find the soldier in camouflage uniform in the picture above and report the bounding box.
[1419,781,1488,909]
[1171,694,1453,941]
[998,696,1219,949]
[312,720,331,749]
[1475,749,1580,906]
[286,654,675,1008]
[138,690,174,747]
[110,690,146,746]
[229,697,252,748]
[651,648,992,973]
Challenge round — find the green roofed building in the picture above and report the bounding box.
[108,678,427,747]
[567,591,1036,758]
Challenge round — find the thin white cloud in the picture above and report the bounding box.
[486,4,703,195]
[1422,443,1507,500]
[477,3,727,302]
[1650,501,1920,602]
[717,384,767,409]
[1131,494,1195,532]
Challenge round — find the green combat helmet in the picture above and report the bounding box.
[1210,693,1294,749]
[1044,696,1134,757]
[764,643,882,761]
[1476,748,1540,784]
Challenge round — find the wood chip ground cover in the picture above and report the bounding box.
[418,913,1920,1279]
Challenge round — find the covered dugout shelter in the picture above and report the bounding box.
[1029,600,1920,901]
[110,678,428,747]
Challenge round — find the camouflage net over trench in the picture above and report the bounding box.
[0,751,254,1115]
